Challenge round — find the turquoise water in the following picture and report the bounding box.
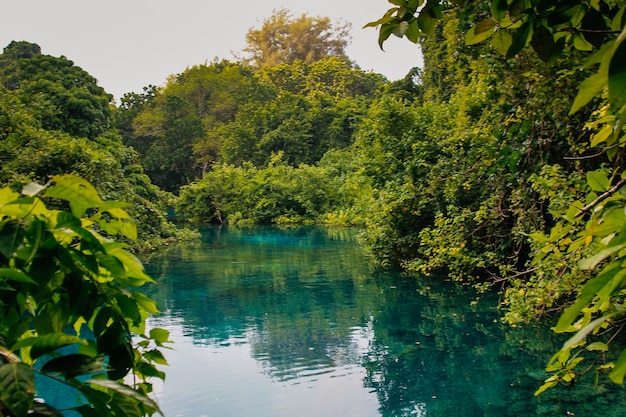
[137,226,625,417]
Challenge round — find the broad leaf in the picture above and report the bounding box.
[492,30,512,55]
[417,11,438,36]
[41,354,105,379]
[12,333,85,360]
[149,328,172,346]
[465,20,496,45]
[0,362,35,417]
[530,24,554,62]
[0,268,37,285]
[507,20,533,59]
[554,265,619,332]
[44,175,104,218]
[587,170,610,192]
[561,314,613,351]
[609,347,626,383]
[609,28,626,110]
[569,71,607,114]
[86,379,161,413]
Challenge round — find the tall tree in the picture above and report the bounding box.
[0,41,113,139]
[240,8,352,68]
[369,0,626,392]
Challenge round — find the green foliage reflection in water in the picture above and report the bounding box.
[143,226,626,416]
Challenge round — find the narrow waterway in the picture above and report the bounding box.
[141,225,625,417]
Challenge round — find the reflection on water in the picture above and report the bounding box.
[142,226,626,417]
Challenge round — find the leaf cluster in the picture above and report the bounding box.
[0,175,169,416]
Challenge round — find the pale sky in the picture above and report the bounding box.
[1,0,423,101]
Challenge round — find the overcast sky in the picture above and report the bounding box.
[1,0,423,101]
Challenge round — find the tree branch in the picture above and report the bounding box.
[575,177,626,218]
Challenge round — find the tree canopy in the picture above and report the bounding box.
[367,0,626,393]
[240,8,352,68]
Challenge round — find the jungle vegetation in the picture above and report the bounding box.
[1,0,626,415]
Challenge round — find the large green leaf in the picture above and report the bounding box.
[465,19,496,45]
[44,175,104,218]
[12,333,85,360]
[569,71,607,114]
[587,170,610,192]
[507,20,533,59]
[41,354,106,379]
[530,24,555,62]
[609,347,626,383]
[0,268,37,285]
[554,263,621,332]
[492,30,513,55]
[0,362,35,417]
[609,28,626,110]
[561,314,613,351]
[86,379,161,413]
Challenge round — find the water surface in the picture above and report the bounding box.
[141,226,625,417]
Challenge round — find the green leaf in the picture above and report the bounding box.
[609,347,626,383]
[392,20,409,37]
[417,11,438,36]
[509,0,528,19]
[131,291,159,315]
[554,266,618,332]
[492,30,513,55]
[114,293,141,326]
[44,175,104,218]
[530,24,554,62]
[149,328,172,346]
[143,349,168,365]
[570,71,607,114]
[0,268,37,285]
[0,362,35,417]
[579,246,626,270]
[609,28,626,110]
[491,0,508,20]
[507,20,533,59]
[534,378,558,396]
[41,354,106,379]
[587,170,610,192]
[562,314,612,351]
[465,20,496,45]
[12,333,85,360]
[85,379,161,413]
[106,344,134,380]
[405,20,421,43]
[573,32,594,51]
[586,342,609,352]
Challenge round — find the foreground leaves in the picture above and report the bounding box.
[0,175,168,416]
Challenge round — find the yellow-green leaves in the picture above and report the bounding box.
[465,19,497,45]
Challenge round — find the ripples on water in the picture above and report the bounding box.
[40,225,626,416]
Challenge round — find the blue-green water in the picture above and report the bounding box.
[136,226,625,417]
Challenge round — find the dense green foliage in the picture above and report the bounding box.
[0,175,168,416]
[368,0,626,393]
[0,42,192,250]
[2,2,625,408]
[120,57,385,192]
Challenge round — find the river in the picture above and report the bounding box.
[140,225,624,417]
